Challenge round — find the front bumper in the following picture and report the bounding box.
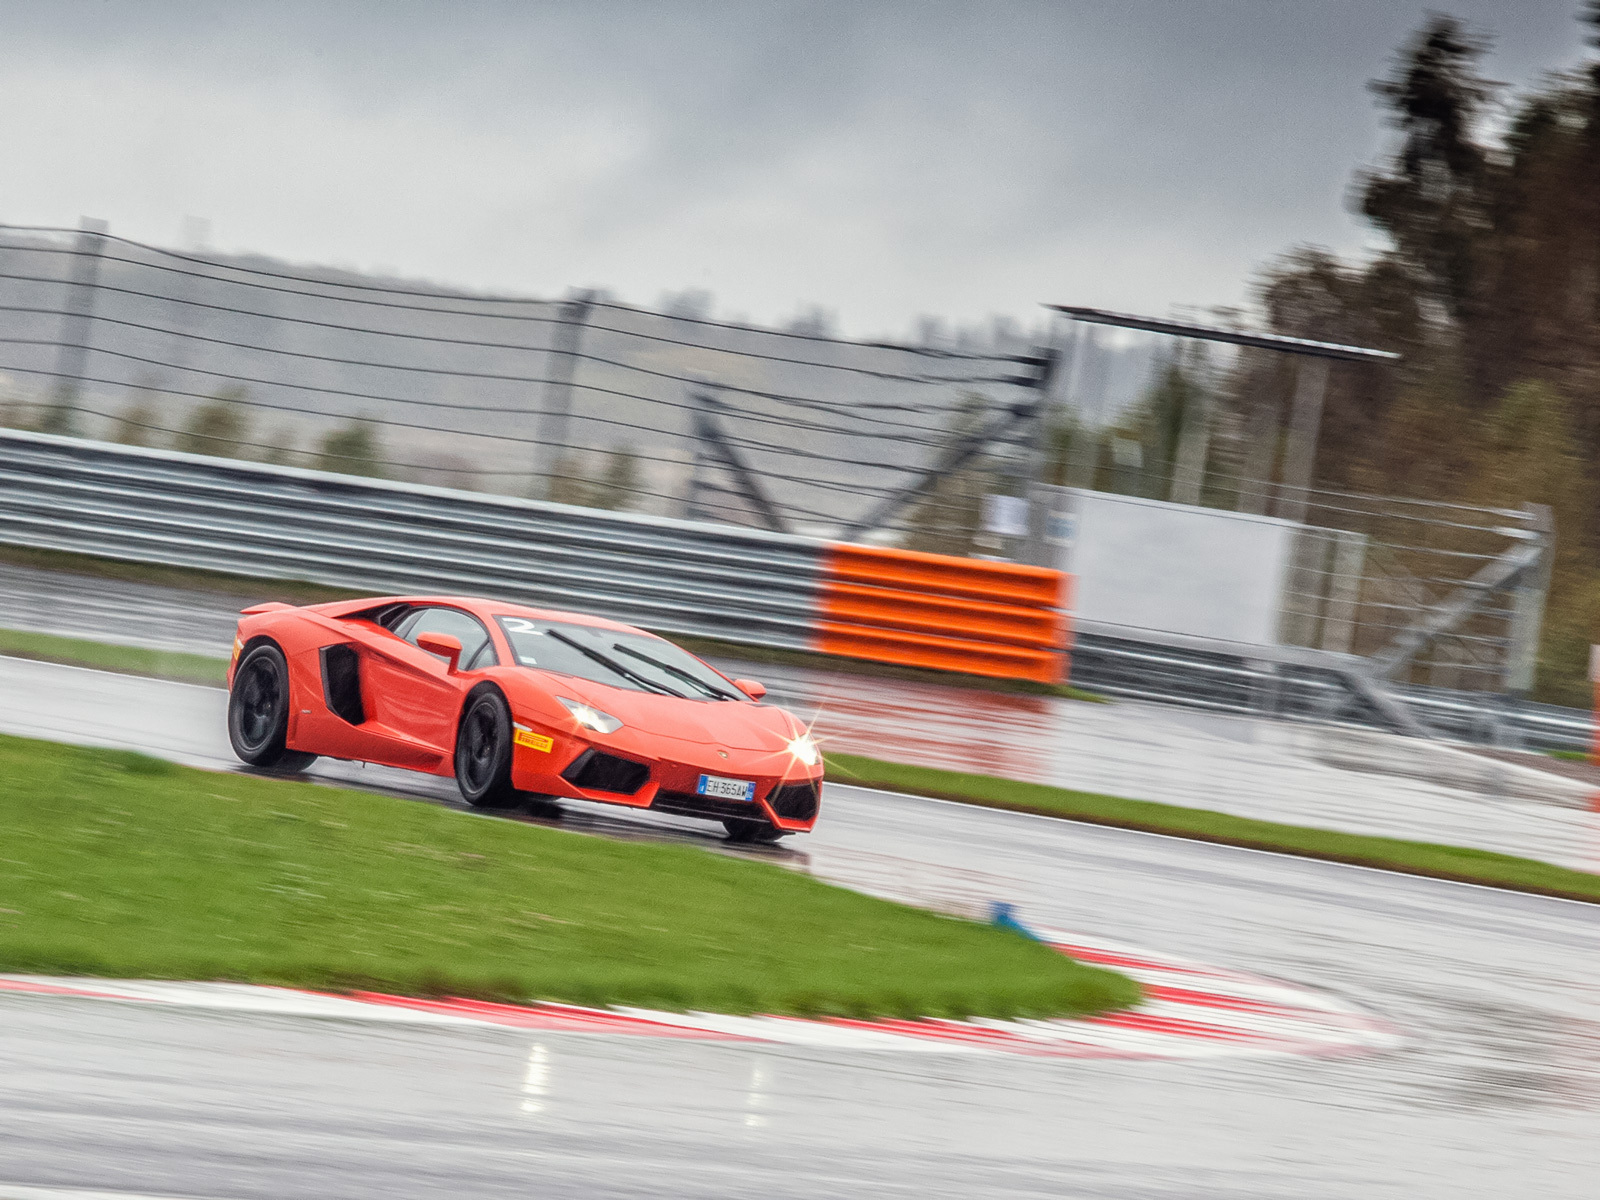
[510,726,822,832]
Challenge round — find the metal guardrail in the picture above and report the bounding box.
[3,427,1592,753]
[1071,633,1594,754]
[0,429,825,649]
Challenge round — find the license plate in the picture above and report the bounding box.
[697,774,755,802]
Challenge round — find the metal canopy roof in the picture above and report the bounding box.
[1046,304,1401,363]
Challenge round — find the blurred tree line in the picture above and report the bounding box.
[1,378,388,479]
[546,446,641,511]
[905,7,1600,702]
[1249,4,1600,702]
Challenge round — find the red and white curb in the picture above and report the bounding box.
[0,929,1401,1060]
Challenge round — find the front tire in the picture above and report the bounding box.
[723,817,788,844]
[455,687,521,809]
[228,644,317,772]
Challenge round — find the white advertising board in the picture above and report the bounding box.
[1051,489,1296,646]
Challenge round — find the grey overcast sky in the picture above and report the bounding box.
[0,1,1590,336]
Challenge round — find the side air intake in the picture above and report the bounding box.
[319,644,366,724]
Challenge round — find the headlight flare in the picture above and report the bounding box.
[557,696,624,735]
[778,716,829,770]
[786,732,821,767]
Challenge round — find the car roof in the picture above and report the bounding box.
[308,595,656,638]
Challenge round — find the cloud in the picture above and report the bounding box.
[0,0,1589,336]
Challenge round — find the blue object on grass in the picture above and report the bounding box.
[989,901,1042,941]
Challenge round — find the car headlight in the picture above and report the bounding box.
[558,697,624,734]
[786,732,820,767]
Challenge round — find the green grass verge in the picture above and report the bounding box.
[0,628,229,686]
[0,733,1137,1019]
[825,752,1600,904]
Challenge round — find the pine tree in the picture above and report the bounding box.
[1467,381,1599,706]
[1247,9,1600,699]
[1357,14,1495,323]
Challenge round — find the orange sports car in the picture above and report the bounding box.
[226,595,822,841]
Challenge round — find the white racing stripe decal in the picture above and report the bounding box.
[0,925,1402,1060]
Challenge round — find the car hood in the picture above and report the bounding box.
[526,672,800,750]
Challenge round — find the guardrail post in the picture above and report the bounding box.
[40,217,108,437]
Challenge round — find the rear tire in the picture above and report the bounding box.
[723,817,788,843]
[228,644,317,772]
[455,687,521,809]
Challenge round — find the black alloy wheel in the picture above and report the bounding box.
[455,687,521,809]
[722,817,788,844]
[227,643,317,772]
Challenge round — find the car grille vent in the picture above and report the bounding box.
[768,782,820,822]
[561,750,649,795]
[652,790,761,820]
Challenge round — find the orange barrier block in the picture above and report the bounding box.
[814,624,1064,684]
[825,542,1065,606]
[818,581,1065,648]
[815,543,1072,684]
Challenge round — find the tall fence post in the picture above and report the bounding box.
[41,217,109,436]
[1320,529,1367,655]
[533,289,595,499]
[1167,342,1212,507]
[1237,382,1280,515]
[1016,343,1069,566]
[1504,503,1553,696]
[1061,324,1100,490]
[684,384,714,522]
[1276,356,1330,524]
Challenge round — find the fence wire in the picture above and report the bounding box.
[0,224,1543,695]
[0,225,1042,537]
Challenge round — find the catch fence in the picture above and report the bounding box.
[0,223,1047,543]
[0,222,1561,716]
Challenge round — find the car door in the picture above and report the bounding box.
[362,606,496,764]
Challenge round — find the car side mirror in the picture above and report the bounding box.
[733,678,766,701]
[416,632,463,673]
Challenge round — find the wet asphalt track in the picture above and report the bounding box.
[2,561,1596,870]
[3,656,1600,1197]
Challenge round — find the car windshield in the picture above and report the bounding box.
[494,617,743,701]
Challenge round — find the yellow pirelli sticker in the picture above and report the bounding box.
[514,729,554,753]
